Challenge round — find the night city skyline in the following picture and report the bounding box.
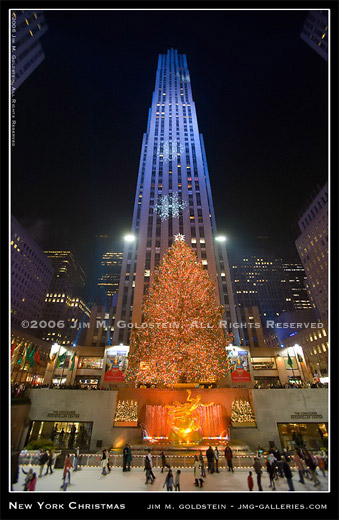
[11,9,328,295]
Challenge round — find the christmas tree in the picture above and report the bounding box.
[125,235,232,386]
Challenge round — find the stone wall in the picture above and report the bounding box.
[28,389,118,450]
[231,388,328,450]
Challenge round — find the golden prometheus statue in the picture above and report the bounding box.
[165,390,213,443]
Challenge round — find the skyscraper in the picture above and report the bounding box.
[11,10,48,91]
[300,10,328,61]
[295,182,328,321]
[11,216,54,333]
[282,262,313,311]
[113,49,237,347]
[96,251,123,307]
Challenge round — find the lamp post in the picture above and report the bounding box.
[50,343,67,386]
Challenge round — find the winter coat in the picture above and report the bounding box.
[194,460,200,474]
[39,452,48,465]
[174,472,181,485]
[247,475,254,490]
[27,477,37,491]
[63,456,73,478]
[225,447,233,460]
[127,447,132,463]
[266,460,275,476]
[163,474,173,488]
[293,454,303,471]
[206,448,214,461]
[282,461,292,479]
[145,457,151,470]
[214,449,219,460]
[253,460,262,475]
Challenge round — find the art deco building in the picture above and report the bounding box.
[11,216,54,333]
[300,10,328,61]
[96,251,123,308]
[295,183,328,321]
[11,10,48,90]
[113,49,237,347]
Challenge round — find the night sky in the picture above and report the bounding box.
[12,9,328,297]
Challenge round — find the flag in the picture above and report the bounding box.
[27,346,36,367]
[69,354,75,371]
[34,349,41,365]
[56,351,67,368]
[297,354,304,363]
[11,341,17,358]
[17,345,27,366]
[287,352,293,368]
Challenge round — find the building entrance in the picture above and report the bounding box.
[26,420,93,450]
[277,422,328,451]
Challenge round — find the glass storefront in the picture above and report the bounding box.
[75,376,100,389]
[27,420,93,449]
[254,376,280,388]
[278,422,328,451]
[78,357,103,370]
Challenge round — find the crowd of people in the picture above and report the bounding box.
[254,381,328,389]
[250,445,327,491]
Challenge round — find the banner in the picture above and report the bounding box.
[104,347,129,382]
[229,349,252,383]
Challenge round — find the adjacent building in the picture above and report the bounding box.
[113,49,237,347]
[11,216,54,333]
[300,10,328,61]
[95,251,123,308]
[230,252,294,322]
[295,183,328,321]
[283,262,313,311]
[11,10,48,90]
[39,251,89,346]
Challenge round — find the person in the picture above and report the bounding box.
[126,444,132,471]
[73,447,80,472]
[206,446,215,474]
[50,426,57,442]
[61,453,73,489]
[27,472,37,491]
[122,444,129,472]
[45,448,55,475]
[163,469,174,491]
[253,457,263,491]
[225,445,234,473]
[281,456,294,491]
[274,448,284,478]
[266,457,276,490]
[293,450,305,483]
[247,471,254,491]
[305,452,320,486]
[101,449,108,475]
[174,469,181,491]
[146,449,156,480]
[144,455,154,484]
[22,468,34,491]
[194,455,200,486]
[160,451,171,473]
[38,449,49,478]
[317,455,326,477]
[199,452,206,478]
[256,444,264,458]
[214,446,220,473]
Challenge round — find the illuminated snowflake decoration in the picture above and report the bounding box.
[176,72,190,82]
[174,233,186,242]
[157,140,185,163]
[155,193,188,221]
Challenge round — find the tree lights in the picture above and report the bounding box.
[125,238,232,386]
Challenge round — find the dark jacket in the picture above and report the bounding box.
[253,460,262,475]
[225,447,233,460]
[39,452,48,465]
[282,461,292,479]
[206,448,214,461]
[266,460,275,476]
[123,446,129,457]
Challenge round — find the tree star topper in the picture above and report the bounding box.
[174,233,185,242]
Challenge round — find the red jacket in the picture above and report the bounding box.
[247,475,254,490]
[63,457,73,478]
[27,477,37,491]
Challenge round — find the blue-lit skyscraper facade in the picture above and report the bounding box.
[113,49,237,348]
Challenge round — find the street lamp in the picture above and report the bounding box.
[215,235,227,242]
[124,234,135,242]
